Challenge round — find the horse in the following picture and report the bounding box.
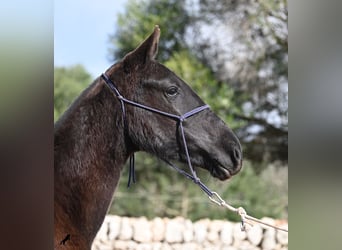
[54,26,242,249]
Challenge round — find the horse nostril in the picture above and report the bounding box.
[230,143,242,172]
[233,146,242,162]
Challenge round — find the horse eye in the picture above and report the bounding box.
[166,86,178,97]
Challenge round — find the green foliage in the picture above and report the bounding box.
[195,0,288,162]
[109,0,190,62]
[110,157,288,221]
[54,65,92,121]
[217,161,288,220]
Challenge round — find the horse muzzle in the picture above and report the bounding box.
[210,142,243,181]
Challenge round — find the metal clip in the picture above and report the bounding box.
[208,192,225,206]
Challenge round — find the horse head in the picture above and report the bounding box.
[105,26,242,181]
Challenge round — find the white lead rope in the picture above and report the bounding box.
[209,192,288,232]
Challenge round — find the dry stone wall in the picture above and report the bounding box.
[92,216,288,250]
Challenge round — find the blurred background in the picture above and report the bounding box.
[6,0,342,249]
[54,0,288,222]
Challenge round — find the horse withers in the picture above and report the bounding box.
[54,26,242,249]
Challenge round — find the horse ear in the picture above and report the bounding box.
[123,25,160,70]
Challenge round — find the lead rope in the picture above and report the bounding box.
[101,73,288,233]
[127,154,136,187]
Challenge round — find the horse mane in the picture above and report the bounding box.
[54,76,102,131]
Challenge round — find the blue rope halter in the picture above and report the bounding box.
[101,73,213,196]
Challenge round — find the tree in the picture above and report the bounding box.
[54,65,92,121]
[110,0,288,163]
[108,0,191,62]
[192,0,288,163]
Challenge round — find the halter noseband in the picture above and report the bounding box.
[101,73,213,196]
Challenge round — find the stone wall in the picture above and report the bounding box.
[92,216,288,250]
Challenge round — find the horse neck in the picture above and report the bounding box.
[54,77,131,245]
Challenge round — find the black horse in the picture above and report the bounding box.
[54,26,242,249]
